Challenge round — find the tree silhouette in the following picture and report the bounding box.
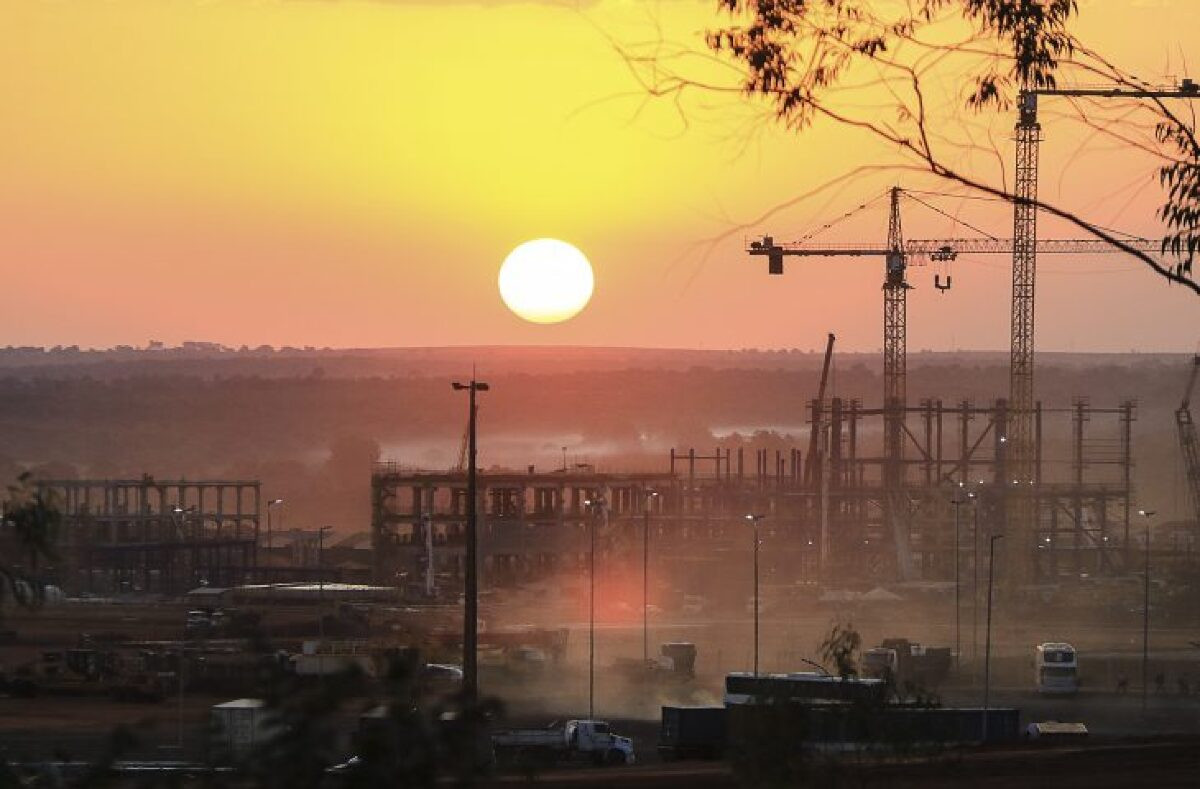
[615,0,1199,292]
[1,472,61,621]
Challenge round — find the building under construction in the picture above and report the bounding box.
[36,476,261,594]
[372,395,1138,591]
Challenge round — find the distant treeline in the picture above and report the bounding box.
[0,350,1191,532]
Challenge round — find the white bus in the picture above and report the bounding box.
[1035,642,1079,695]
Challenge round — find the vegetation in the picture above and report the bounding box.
[621,0,1200,291]
[0,473,61,623]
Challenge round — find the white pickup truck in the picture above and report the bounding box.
[491,719,635,767]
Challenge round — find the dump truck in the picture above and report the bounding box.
[658,706,726,760]
[491,719,635,767]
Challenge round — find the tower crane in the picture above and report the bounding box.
[1008,78,1199,495]
[1178,355,1200,525]
[807,332,836,486]
[1005,78,1198,580]
[747,203,1163,448]
[748,193,1162,579]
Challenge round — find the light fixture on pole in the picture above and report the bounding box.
[745,514,766,676]
[266,498,283,555]
[583,495,605,719]
[317,524,333,680]
[642,489,659,665]
[971,486,982,667]
[982,532,1002,743]
[951,485,964,669]
[1138,508,1155,713]
[452,377,488,705]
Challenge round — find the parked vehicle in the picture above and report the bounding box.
[863,647,899,682]
[1035,642,1079,695]
[420,662,463,696]
[491,719,635,767]
[658,706,726,760]
[863,638,952,689]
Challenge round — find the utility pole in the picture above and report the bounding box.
[583,495,606,719]
[452,377,488,704]
[591,500,596,717]
[643,489,658,664]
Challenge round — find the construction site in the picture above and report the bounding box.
[371,395,1148,593]
[1,15,1199,781]
[34,476,262,595]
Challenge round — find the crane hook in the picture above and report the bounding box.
[934,274,952,292]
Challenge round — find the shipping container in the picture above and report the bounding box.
[658,705,726,759]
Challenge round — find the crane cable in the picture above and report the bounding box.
[792,190,891,244]
[900,189,1149,241]
[902,192,1001,240]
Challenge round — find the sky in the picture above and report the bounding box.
[0,0,1197,353]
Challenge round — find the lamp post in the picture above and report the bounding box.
[452,377,488,704]
[318,524,333,680]
[583,495,606,719]
[170,503,196,748]
[971,483,982,666]
[171,505,197,589]
[983,532,1002,743]
[1139,508,1155,713]
[951,485,964,669]
[745,514,766,676]
[642,489,658,664]
[266,498,283,556]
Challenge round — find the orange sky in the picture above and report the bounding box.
[0,0,1196,353]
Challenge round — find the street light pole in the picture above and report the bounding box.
[951,488,963,669]
[745,514,765,676]
[983,533,1002,743]
[266,498,283,555]
[972,491,981,666]
[643,490,658,665]
[1139,508,1155,713]
[318,524,332,680]
[452,377,488,705]
[584,496,605,719]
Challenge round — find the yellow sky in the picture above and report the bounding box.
[0,0,1196,352]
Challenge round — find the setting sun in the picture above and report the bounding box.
[498,238,594,324]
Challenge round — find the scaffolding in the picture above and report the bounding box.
[372,398,1138,589]
[37,476,261,594]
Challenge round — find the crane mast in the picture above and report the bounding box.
[807,332,836,486]
[884,186,907,485]
[1179,355,1200,525]
[1011,77,1198,576]
[748,186,1170,582]
[1007,90,1042,583]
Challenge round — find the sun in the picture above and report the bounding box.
[498,239,594,324]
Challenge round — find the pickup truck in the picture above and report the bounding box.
[491,719,635,767]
